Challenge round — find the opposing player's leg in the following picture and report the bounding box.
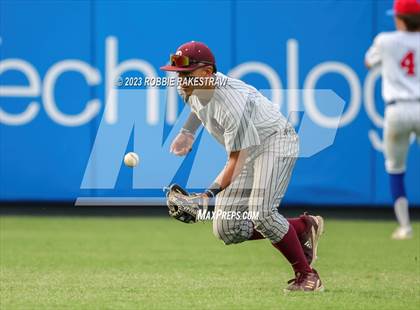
[384,105,413,239]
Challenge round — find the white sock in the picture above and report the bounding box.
[394,197,411,229]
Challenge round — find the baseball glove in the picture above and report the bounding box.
[165,184,208,224]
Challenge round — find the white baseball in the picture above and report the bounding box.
[124,152,139,167]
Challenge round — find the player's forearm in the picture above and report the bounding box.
[214,150,247,190]
[204,149,247,198]
[182,112,202,135]
[214,164,232,190]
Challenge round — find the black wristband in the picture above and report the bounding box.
[205,182,223,198]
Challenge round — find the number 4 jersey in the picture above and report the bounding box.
[365,31,420,103]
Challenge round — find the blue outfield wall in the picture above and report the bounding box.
[0,0,419,206]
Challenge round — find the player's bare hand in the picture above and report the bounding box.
[170,132,194,156]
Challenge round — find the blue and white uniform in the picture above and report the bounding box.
[365,30,420,239]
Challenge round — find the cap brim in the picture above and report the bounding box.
[160,63,205,72]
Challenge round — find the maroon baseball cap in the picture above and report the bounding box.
[160,41,216,72]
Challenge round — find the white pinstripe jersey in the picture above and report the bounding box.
[365,31,420,102]
[187,72,289,153]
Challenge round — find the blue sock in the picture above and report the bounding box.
[389,173,406,202]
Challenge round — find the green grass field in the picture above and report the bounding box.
[0,216,419,309]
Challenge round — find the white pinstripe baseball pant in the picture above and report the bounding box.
[213,128,299,244]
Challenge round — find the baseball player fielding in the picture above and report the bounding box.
[161,41,325,292]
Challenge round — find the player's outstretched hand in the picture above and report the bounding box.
[170,132,194,156]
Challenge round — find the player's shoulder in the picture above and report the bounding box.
[213,72,252,105]
[373,31,409,46]
[216,72,250,91]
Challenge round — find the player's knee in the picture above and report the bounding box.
[212,227,234,245]
[385,159,406,174]
[212,222,235,245]
[212,219,249,245]
[212,219,228,243]
[212,222,224,241]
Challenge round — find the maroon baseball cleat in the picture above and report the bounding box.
[299,212,324,266]
[284,269,324,292]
